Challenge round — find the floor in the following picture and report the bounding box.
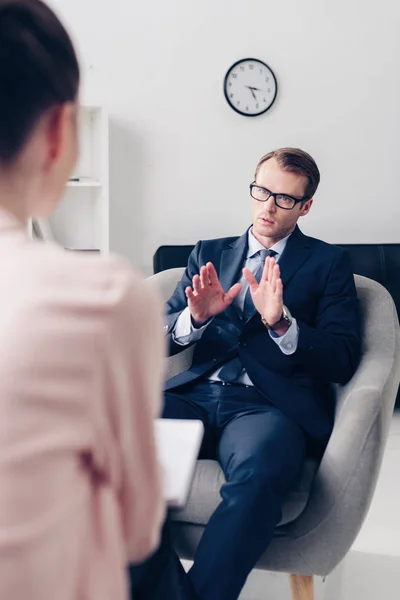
[183,410,400,599]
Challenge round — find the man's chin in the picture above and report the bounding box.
[255,221,277,236]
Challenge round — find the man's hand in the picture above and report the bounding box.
[186,262,242,327]
[243,256,288,334]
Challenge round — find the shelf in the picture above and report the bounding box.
[67,179,102,188]
[36,104,110,253]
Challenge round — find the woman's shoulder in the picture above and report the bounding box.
[28,241,159,316]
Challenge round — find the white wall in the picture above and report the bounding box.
[49,0,400,275]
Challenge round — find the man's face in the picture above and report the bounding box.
[251,157,313,245]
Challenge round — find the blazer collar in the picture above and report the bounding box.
[219,229,249,326]
[217,225,312,325]
[219,224,312,290]
[278,225,313,286]
[219,229,249,294]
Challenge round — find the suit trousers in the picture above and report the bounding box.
[163,379,307,600]
[128,519,196,600]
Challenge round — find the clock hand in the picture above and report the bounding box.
[245,85,257,100]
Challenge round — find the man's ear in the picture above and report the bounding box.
[299,198,313,217]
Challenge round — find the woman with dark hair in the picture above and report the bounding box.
[0,2,187,599]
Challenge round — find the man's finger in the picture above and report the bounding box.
[185,286,195,302]
[225,282,242,303]
[192,274,202,295]
[200,265,210,288]
[207,262,220,287]
[242,267,258,291]
[275,278,283,302]
[268,256,275,282]
[272,263,281,293]
[261,257,269,281]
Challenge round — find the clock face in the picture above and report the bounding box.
[224,58,278,117]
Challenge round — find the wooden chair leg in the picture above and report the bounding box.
[289,574,315,600]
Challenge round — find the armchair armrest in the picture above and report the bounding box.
[147,268,194,380]
[284,277,400,574]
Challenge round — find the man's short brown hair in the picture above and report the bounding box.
[255,147,320,199]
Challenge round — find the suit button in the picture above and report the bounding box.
[212,358,217,363]
[286,343,293,350]
[163,325,169,333]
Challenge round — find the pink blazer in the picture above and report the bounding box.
[0,211,165,600]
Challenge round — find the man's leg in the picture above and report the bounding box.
[128,519,197,600]
[163,383,218,459]
[188,407,307,600]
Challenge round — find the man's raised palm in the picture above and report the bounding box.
[242,256,284,325]
[186,262,242,326]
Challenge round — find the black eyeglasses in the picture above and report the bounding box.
[249,182,308,210]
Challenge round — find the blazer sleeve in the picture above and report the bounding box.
[165,241,203,356]
[295,249,362,384]
[101,269,166,563]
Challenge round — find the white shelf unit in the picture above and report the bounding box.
[33,105,109,253]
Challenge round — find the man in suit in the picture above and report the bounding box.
[163,147,361,600]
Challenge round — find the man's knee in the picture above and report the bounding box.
[224,442,305,499]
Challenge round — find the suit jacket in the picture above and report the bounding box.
[0,211,165,600]
[164,225,362,447]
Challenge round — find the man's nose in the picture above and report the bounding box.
[263,195,276,212]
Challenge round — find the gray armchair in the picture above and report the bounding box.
[148,269,400,600]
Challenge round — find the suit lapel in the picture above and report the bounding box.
[216,226,312,325]
[278,226,312,286]
[219,230,249,325]
[244,226,312,322]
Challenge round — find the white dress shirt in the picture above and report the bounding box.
[172,228,299,385]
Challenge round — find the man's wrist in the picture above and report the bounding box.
[191,314,210,329]
[261,305,293,334]
[270,322,290,337]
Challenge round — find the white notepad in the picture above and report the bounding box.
[155,419,204,508]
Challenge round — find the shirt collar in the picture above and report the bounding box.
[247,227,292,260]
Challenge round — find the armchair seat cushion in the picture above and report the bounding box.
[171,457,319,527]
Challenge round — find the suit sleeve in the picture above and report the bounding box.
[295,249,361,384]
[165,241,204,356]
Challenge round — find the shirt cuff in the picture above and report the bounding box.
[172,306,212,345]
[269,318,299,355]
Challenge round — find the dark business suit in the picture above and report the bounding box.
[163,225,361,600]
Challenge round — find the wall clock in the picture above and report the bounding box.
[224,58,278,117]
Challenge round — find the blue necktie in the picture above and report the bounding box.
[218,249,277,383]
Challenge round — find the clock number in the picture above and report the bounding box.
[246,106,249,111]
[240,66,245,71]
[268,88,271,93]
[249,64,254,70]
[266,77,269,82]
[232,73,238,79]
[263,98,267,103]
[256,103,259,109]
[230,93,234,98]
[237,100,240,106]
